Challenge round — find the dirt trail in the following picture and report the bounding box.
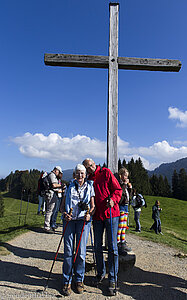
[0,226,186,300]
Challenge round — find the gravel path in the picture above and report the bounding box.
[0,226,186,300]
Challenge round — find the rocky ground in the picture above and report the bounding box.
[0,225,186,300]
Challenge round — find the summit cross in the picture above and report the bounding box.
[44,3,181,174]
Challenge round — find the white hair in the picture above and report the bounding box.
[75,164,86,173]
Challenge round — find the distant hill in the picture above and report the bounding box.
[62,169,74,182]
[147,157,187,184]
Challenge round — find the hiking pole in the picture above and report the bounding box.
[109,206,117,295]
[24,188,31,225]
[90,224,97,275]
[44,208,73,291]
[19,188,24,225]
[66,208,89,288]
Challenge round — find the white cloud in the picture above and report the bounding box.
[13,132,106,161]
[168,107,187,128]
[12,132,187,171]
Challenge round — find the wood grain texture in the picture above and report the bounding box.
[44,54,181,72]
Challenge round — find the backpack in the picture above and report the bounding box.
[136,194,146,208]
[38,172,51,196]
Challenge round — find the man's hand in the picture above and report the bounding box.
[106,198,115,208]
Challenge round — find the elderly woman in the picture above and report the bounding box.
[61,164,95,296]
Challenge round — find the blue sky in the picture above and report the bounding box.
[0,0,187,178]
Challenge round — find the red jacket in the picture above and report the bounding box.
[88,166,122,221]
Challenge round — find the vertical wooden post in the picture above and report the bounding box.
[107,3,119,174]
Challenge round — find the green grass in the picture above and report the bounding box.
[127,195,187,253]
[0,196,44,245]
[0,195,187,254]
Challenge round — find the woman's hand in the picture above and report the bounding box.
[85,213,91,222]
[63,212,72,221]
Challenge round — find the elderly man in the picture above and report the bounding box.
[44,166,63,233]
[82,158,122,296]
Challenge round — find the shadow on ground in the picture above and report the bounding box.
[0,233,186,299]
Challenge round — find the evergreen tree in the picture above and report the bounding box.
[0,193,4,217]
[102,162,107,168]
[149,174,159,196]
[172,170,180,199]
[178,168,187,200]
[158,175,165,196]
[122,158,127,168]
[118,158,122,171]
[127,157,150,194]
[163,176,171,197]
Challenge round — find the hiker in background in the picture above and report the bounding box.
[83,158,122,296]
[37,171,47,215]
[44,166,63,233]
[51,172,66,231]
[151,200,163,235]
[116,168,132,255]
[131,189,146,232]
[61,164,95,296]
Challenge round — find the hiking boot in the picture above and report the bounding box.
[118,243,127,256]
[76,282,84,294]
[121,241,132,252]
[96,274,105,284]
[62,284,71,296]
[108,281,117,296]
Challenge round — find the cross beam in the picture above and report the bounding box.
[44,3,182,173]
[45,54,181,72]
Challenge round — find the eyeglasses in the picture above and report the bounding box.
[86,163,93,169]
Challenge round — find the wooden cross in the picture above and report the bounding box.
[44,3,181,174]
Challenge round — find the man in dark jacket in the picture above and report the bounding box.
[151,200,163,234]
[83,158,122,296]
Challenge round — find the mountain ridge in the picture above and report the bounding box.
[147,157,187,184]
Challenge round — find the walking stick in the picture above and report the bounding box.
[66,208,89,288]
[24,188,31,225]
[19,188,24,225]
[44,208,73,291]
[109,206,117,295]
[90,224,97,275]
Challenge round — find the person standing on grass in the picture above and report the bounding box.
[116,168,132,255]
[131,189,145,232]
[44,166,63,233]
[61,164,95,296]
[151,200,163,235]
[83,158,122,296]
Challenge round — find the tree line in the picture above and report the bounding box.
[0,159,186,204]
[104,158,186,200]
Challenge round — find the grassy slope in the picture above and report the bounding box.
[128,196,187,253]
[0,195,186,253]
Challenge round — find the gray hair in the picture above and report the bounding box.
[75,164,86,173]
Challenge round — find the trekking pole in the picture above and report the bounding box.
[19,188,24,225]
[90,224,97,275]
[24,188,31,225]
[109,206,117,295]
[44,208,73,291]
[66,208,89,288]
